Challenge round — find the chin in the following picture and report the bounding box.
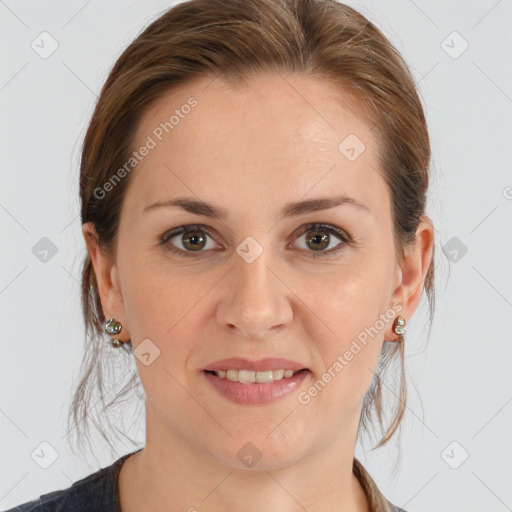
[205,430,309,471]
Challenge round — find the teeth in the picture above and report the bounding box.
[213,368,302,383]
[273,369,284,380]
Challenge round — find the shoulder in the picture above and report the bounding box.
[3,450,141,512]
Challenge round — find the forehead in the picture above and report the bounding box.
[126,72,388,222]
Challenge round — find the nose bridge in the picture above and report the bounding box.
[218,233,292,338]
[237,241,273,296]
[233,234,279,310]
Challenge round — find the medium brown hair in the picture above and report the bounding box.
[70,0,436,458]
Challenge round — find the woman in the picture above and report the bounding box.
[7,0,435,510]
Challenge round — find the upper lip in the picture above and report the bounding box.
[203,357,308,372]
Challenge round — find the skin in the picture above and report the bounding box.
[83,72,434,512]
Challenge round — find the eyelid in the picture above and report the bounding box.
[292,223,351,243]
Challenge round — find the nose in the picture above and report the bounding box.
[216,244,293,340]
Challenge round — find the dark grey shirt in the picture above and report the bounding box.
[4,450,140,512]
[5,449,407,511]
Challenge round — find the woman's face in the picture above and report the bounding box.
[87,72,431,469]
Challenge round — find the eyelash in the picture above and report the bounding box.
[159,223,352,259]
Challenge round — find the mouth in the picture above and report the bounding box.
[202,364,311,404]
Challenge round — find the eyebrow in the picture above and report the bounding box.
[142,194,371,219]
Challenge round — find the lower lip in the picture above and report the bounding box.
[202,370,310,404]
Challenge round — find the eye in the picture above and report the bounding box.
[291,223,351,259]
[160,224,220,257]
[159,222,351,258]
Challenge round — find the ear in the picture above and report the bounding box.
[82,222,130,341]
[385,215,435,341]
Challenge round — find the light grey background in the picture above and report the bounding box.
[1,1,511,510]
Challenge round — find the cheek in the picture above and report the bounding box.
[119,254,224,380]
[311,259,388,334]
[119,264,207,402]
[306,264,391,400]
[122,263,205,343]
